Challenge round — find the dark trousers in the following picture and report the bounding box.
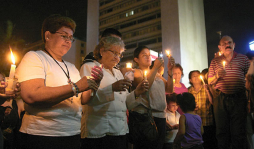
[80,135,127,149]
[202,125,218,149]
[183,144,204,149]
[213,90,247,149]
[134,117,166,149]
[0,129,3,149]
[18,132,80,149]
[162,142,173,149]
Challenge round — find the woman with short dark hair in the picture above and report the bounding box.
[16,14,101,149]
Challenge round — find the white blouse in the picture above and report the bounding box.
[80,61,135,138]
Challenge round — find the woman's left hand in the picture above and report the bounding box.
[134,80,149,97]
[167,56,175,70]
[112,79,132,92]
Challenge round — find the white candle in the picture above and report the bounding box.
[7,48,16,91]
[200,75,205,84]
[222,61,226,70]
[9,49,16,79]
[173,79,175,92]
[126,62,132,68]
[144,71,147,80]
[159,52,163,58]
[91,64,103,96]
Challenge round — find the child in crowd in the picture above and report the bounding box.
[188,70,216,149]
[174,93,204,149]
[163,93,180,149]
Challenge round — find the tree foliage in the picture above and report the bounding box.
[0,20,25,76]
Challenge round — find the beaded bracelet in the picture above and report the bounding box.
[69,82,76,97]
[72,82,80,97]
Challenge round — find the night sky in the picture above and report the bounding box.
[1,0,254,64]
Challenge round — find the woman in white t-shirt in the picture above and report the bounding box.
[15,14,102,149]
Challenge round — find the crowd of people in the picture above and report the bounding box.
[0,14,254,149]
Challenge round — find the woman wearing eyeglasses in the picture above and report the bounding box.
[79,36,149,149]
[15,14,102,149]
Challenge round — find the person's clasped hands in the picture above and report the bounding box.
[0,81,20,100]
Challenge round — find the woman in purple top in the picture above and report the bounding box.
[174,93,204,149]
[173,63,188,114]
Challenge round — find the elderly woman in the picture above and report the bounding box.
[80,36,148,149]
[15,14,101,149]
[172,63,188,115]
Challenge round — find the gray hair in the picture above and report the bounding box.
[93,36,125,60]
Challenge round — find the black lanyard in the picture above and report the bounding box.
[44,49,71,83]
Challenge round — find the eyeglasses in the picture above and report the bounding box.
[106,50,123,58]
[55,32,75,43]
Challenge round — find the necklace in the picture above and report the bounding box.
[44,49,71,83]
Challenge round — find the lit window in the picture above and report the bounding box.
[131,10,134,15]
[126,13,128,17]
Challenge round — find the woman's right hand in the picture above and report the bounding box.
[112,79,132,92]
[0,81,16,103]
[153,58,164,70]
[77,76,99,92]
[134,80,149,97]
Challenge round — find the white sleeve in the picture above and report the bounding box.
[80,63,93,77]
[15,51,45,83]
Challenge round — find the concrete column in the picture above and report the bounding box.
[86,0,99,53]
[161,0,208,87]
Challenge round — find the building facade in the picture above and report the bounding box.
[87,0,208,86]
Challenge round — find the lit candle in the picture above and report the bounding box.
[165,50,171,57]
[159,52,163,58]
[200,75,205,84]
[219,52,221,56]
[126,62,132,68]
[144,70,147,80]
[91,64,103,96]
[6,47,16,91]
[222,61,226,70]
[173,79,175,86]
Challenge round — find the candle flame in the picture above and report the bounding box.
[166,50,170,56]
[223,61,226,66]
[200,75,205,84]
[173,79,175,84]
[10,47,15,64]
[126,63,132,68]
[144,71,147,77]
[219,52,221,56]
